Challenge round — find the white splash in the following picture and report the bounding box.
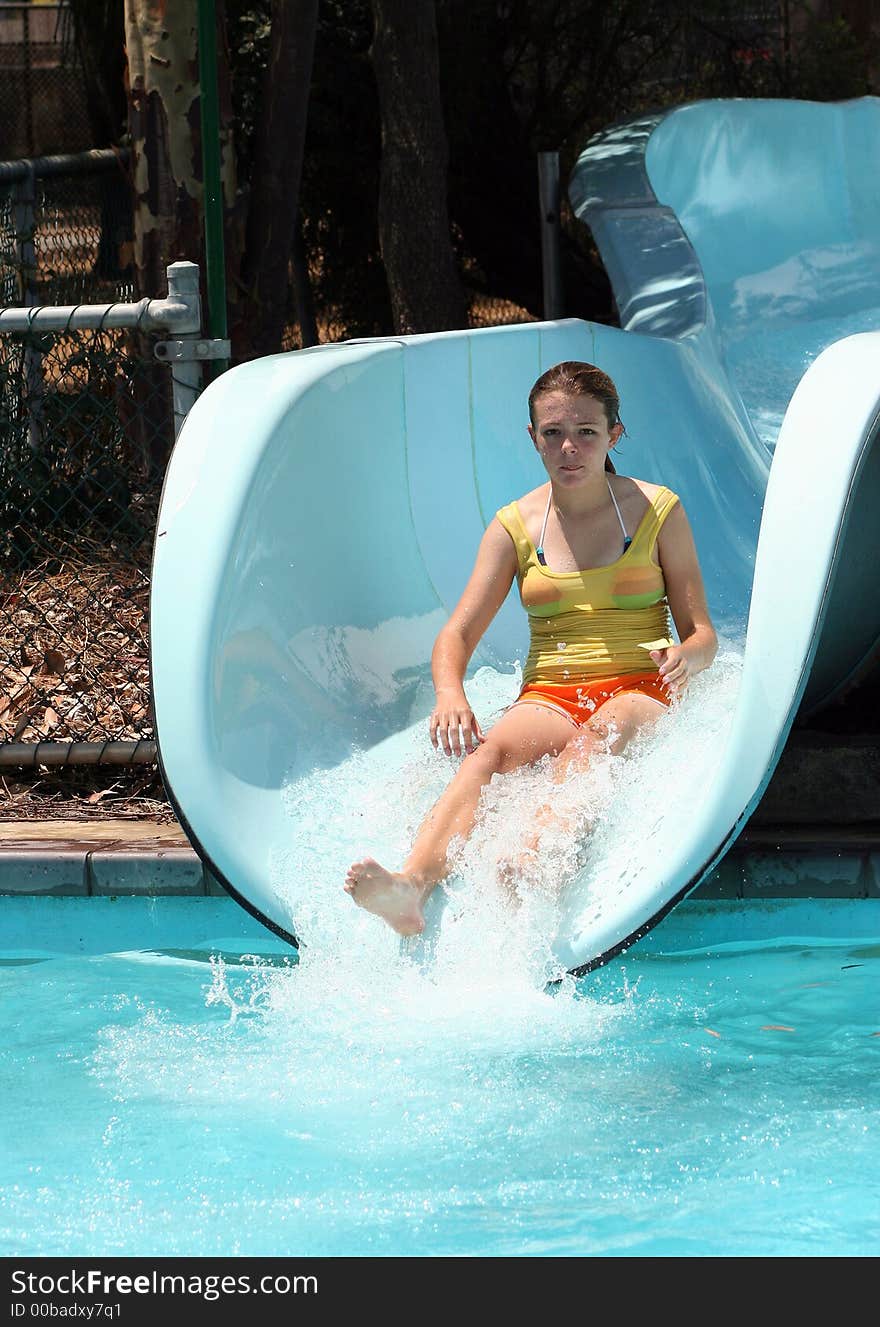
[270,646,744,995]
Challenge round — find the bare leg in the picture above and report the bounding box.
[344,703,574,934]
[501,692,668,887]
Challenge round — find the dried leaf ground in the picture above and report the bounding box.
[0,537,163,820]
[1,538,152,746]
[1,763,175,822]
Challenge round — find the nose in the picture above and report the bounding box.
[560,432,578,452]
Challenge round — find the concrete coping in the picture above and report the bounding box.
[1,817,880,900]
[0,817,222,898]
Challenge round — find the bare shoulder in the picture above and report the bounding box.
[480,511,520,564]
[609,474,672,524]
[505,482,550,538]
[624,477,670,503]
[512,482,550,520]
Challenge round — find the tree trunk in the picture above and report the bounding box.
[370,0,467,334]
[68,0,128,148]
[68,0,131,283]
[234,0,319,361]
[291,220,319,349]
[123,0,238,471]
[123,0,203,298]
[839,0,879,86]
[123,0,200,472]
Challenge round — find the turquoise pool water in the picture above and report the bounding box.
[2,895,877,1258]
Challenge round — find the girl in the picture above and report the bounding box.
[345,360,717,934]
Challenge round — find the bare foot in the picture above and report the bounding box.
[497,844,540,897]
[497,807,585,894]
[497,816,546,893]
[344,857,427,936]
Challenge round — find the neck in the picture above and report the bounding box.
[549,472,611,518]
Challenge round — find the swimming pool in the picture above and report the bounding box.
[2,893,877,1258]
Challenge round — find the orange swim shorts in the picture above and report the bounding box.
[512,671,670,727]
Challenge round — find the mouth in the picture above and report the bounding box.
[560,464,583,472]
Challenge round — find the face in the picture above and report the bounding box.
[528,390,622,483]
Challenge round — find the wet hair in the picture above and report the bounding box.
[528,361,624,474]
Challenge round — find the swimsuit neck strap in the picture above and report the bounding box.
[536,479,630,564]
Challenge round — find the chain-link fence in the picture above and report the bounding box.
[0,2,93,161]
[0,321,172,759]
[1,150,133,309]
[0,149,199,769]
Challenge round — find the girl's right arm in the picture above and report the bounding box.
[430,518,518,756]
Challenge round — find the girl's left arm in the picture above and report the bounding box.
[651,500,718,696]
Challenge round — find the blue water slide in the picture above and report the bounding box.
[151,97,880,973]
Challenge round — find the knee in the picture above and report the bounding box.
[464,740,506,779]
[581,716,618,750]
[554,725,606,778]
[564,725,604,758]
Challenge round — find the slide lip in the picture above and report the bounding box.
[554,865,715,982]
[150,415,301,952]
[148,363,302,951]
[152,730,301,954]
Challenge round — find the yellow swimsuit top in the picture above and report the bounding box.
[495,485,680,686]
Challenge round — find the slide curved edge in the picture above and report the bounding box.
[149,338,407,946]
[556,330,880,974]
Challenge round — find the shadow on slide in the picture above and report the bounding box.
[151,97,880,975]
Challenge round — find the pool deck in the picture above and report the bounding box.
[0,815,223,898]
[1,729,879,899]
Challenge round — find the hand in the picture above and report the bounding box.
[430,688,485,756]
[649,645,690,697]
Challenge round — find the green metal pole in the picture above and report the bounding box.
[197,0,229,377]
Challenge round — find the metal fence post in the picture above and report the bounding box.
[11,165,36,304]
[11,162,44,450]
[153,261,204,437]
[21,1,34,157]
[538,150,564,320]
[197,0,230,381]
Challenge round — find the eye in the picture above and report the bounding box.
[579,427,596,436]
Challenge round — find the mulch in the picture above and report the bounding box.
[1,539,152,747]
[0,762,175,822]
[0,534,164,820]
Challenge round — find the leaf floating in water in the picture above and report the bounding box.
[704,1028,721,1038]
[761,1024,795,1032]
